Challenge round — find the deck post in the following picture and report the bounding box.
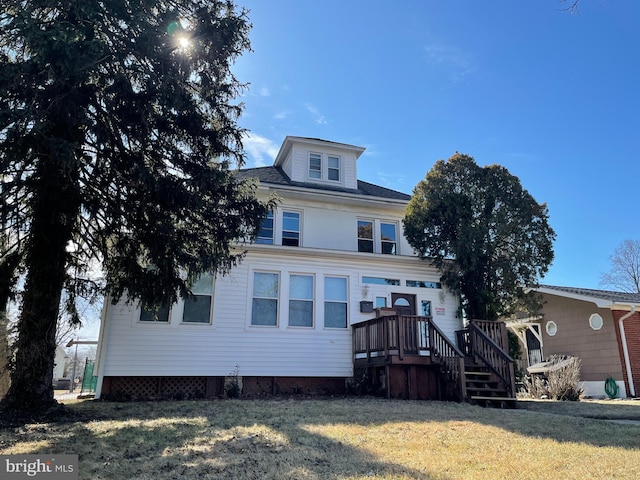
[398,316,404,360]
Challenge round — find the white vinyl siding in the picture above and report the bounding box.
[98,251,460,381]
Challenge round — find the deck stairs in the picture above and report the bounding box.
[463,362,517,408]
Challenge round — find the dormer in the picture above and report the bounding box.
[274,136,365,190]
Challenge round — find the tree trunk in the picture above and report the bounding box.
[2,159,80,414]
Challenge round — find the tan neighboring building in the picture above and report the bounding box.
[508,285,640,398]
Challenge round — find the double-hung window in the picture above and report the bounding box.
[309,152,340,182]
[309,153,322,179]
[182,273,214,323]
[328,155,340,181]
[357,220,374,253]
[256,210,274,244]
[140,303,170,322]
[251,272,279,326]
[380,222,397,255]
[324,276,347,328]
[282,211,300,246]
[289,274,314,327]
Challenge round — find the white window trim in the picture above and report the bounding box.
[324,275,349,329]
[545,320,558,336]
[357,219,400,255]
[180,274,215,325]
[589,313,604,331]
[308,152,322,180]
[250,270,280,328]
[279,208,302,247]
[288,273,315,328]
[307,151,342,184]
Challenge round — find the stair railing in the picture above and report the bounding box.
[429,320,467,401]
[468,322,516,397]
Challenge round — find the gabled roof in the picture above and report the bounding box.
[236,166,411,201]
[536,284,640,309]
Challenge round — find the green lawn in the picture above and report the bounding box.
[1,397,639,479]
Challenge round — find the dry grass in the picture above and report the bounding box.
[1,397,639,479]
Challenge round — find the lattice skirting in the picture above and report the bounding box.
[102,376,213,400]
[101,375,346,400]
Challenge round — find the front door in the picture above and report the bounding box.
[391,293,416,316]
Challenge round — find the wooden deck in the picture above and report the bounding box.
[352,315,516,406]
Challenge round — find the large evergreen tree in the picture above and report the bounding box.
[0,0,271,416]
[404,153,555,321]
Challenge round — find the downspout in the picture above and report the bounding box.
[618,306,637,397]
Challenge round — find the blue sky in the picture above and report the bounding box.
[233,0,640,290]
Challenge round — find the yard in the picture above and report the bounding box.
[1,397,639,479]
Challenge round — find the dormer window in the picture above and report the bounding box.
[308,152,341,182]
[328,155,340,181]
[309,153,322,179]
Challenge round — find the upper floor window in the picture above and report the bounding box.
[328,155,340,181]
[251,272,279,326]
[309,153,322,179]
[380,222,397,255]
[357,220,374,253]
[289,274,314,327]
[256,210,274,244]
[182,273,214,323]
[308,152,340,182]
[282,211,300,246]
[358,220,398,254]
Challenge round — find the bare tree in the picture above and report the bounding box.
[600,240,640,293]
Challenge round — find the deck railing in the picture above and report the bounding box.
[353,315,465,399]
[353,315,430,360]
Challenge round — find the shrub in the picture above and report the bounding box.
[522,355,583,401]
[225,364,241,398]
[547,355,583,401]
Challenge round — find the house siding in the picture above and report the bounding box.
[98,250,459,383]
[540,295,624,387]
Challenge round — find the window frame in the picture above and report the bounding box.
[139,303,171,323]
[309,152,322,179]
[251,271,280,327]
[181,272,215,324]
[380,222,397,255]
[256,210,274,245]
[282,210,301,247]
[324,276,348,329]
[357,219,374,253]
[327,155,340,182]
[289,274,314,328]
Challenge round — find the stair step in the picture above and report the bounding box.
[464,370,491,376]
[467,387,506,394]
[470,395,517,401]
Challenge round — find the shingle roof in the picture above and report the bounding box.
[236,166,411,201]
[538,284,640,305]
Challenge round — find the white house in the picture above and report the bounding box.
[94,136,465,400]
